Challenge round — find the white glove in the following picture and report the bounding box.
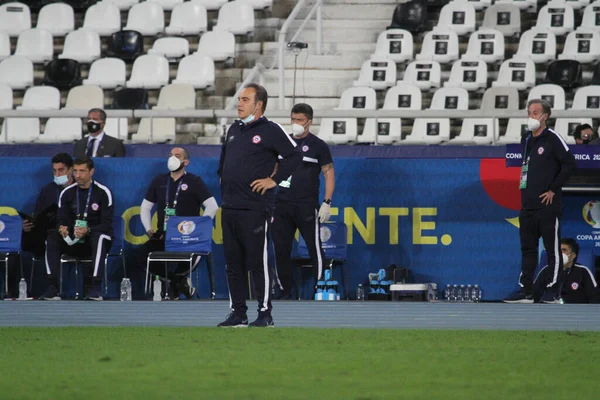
[318,202,331,223]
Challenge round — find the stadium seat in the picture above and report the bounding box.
[0,56,33,89]
[83,58,126,89]
[318,87,376,145]
[444,58,488,91]
[359,82,421,145]
[19,86,60,109]
[82,2,121,36]
[436,1,476,36]
[214,1,254,35]
[492,57,536,90]
[527,84,566,110]
[353,57,397,90]
[171,54,215,89]
[481,86,520,112]
[59,28,101,63]
[0,84,13,109]
[196,29,235,62]
[387,0,427,33]
[148,37,189,60]
[453,118,500,145]
[562,0,591,10]
[402,60,442,90]
[107,30,144,61]
[146,0,183,11]
[190,0,227,11]
[572,85,600,109]
[482,3,521,37]
[558,29,600,63]
[545,60,582,89]
[65,85,104,109]
[499,118,527,144]
[2,86,59,143]
[535,2,575,36]
[405,87,469,144]
[155,83,196,109]
[112,87,149,109]
[14,28,53,63]
[465,0,493,11]
[58,0,97,11]
[42,58,82,89]
[102,0,139,11]
[463,28,505,64]
[240,0,272,10]
[555,118,592,144]
[0,31,10,60]
[0,2,31,36]
[495,0,538,11]
[124,2,164,36]
[581,2,600,31]
[165,2,207,35]
[415,27,459,64]
[39,118,82,143]
[132,117,175,143]
[516,28,557,64]
[372,29,413,64]
[105,118,129,140]
[125,55,169,89]
[36,2,74,36]
[1,118,39,142]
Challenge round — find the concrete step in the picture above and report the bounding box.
[263,41,376,56]
[294,27,381,44]
[282,53,366,69]
[256,68,359,99]
[288,19,388,29]
[296,4,396,20]
[267,97,341,110]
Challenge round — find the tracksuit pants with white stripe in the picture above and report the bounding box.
[45,230,112,287]
[222,208,272,315]
[519,207,562,295]
[272,201,324,296]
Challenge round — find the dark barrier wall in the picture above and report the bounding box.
[0,155,596,300]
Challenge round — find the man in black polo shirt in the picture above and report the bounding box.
[504,99,576,303]
[139,147,217,299]
[41,158,114,301]
[217,83,302,327]
[272,103,335,300]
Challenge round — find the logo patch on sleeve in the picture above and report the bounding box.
[252,135,262,144]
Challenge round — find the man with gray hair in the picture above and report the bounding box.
[74,108,126,158]
[504,99,576,303]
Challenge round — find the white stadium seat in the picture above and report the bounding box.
[466,0,493,11]
[444,58,488,91]
[0,2,31,37]
[214,1,254,35]
[558,28,600,63]
[196,29,235,62]
[453,118,500,145]
[527,84,566,110]
[36,3,74,37]
[0,31,10,61]
[516,28,557,64]
[148,37,189,60]
[19,86,60,109]
[562,0,591,11]
[83,2,121,36]
[572,85,600,109]
[14,29,53,63]
[481,86,520,111]
[172,54,215,89]
[482,3,521,37]
[0,56,33,89]
[2,86,60,143]
[495,0,538,11]
[146,0,183,11]
[165,2,208,35]
[240,0,272,10]
[126,54,170,89]
[499,118,527,144]
[416,27,459,64]
[59,29,101,63]
[353,57,397,90]
[105,118,129,141]
[103,0,140,11]
[535,2,575,36]
[492,57,536,90]
[156,84,196,109]
[190,0,228,10]
[463,28,505,64]
[581,1,600,31]
[0,84,12,109]
[373,29,413,64]
[83,58,127,89]
[39,119,82,143]
[65,85,104,109]
[402,60,442,91]
[436,1,476,36]
[124,2,165,36]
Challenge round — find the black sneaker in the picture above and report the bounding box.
[179,277,196,300]
[503,291,533,304]
[249,312,275,328]
[85,287,103,301]
[217,313,248,328]
[541,291,561,304]
[40,285,61,301]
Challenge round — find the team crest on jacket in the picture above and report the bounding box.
[538,146,544,155]
[252,135,262,144]
[181,183,188,191]
[302,145,309,152]
[571,282,579,290]
[91,203,99,211]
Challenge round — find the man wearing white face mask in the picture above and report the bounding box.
[74,108,126,158]
[272,103,335,300]
[138,147,218,299]
[504,99,576,304]
[533,238,598,303]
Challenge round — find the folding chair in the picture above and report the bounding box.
[144,215,215,299]
[0,216,24,299]
[294,221,348,300]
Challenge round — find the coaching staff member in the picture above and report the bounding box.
[272,103,335,299]
[74,108,126,158]
[139,147,218,299]
[42,158,114,301]
[217,83,302,327]
[504,99,576,303]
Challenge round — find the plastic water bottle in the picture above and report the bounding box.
[452,285,458,302]
[120,278,132,302]
[445,284,451,302]
[18,278,27,300]
[466,285,472,302]
[126,278,132,301]
[356,284,365,301]
[153,276,162,302]
[472,285,481,303]
[457,285,465,302]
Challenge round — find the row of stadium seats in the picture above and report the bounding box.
[0,0,229,11]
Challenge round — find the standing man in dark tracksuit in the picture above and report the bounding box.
[272,103,335,299]
[504,99,576,303]
[41,158,114,301]
[217,83,302,328]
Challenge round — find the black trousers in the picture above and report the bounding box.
[272,201,324,294]
[222,208,271,315]
[45,231,112,287]
[136,238,199,281]
[519,207,562,294]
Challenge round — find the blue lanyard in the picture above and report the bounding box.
[76,183,93,220]
[522,133,531,164]
[166,177,183,209]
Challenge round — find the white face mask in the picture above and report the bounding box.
[291,123,308,137]
[562,252,571,265]
[527,118,541,131]
[168,156,182,172]
[54,174,69,186]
